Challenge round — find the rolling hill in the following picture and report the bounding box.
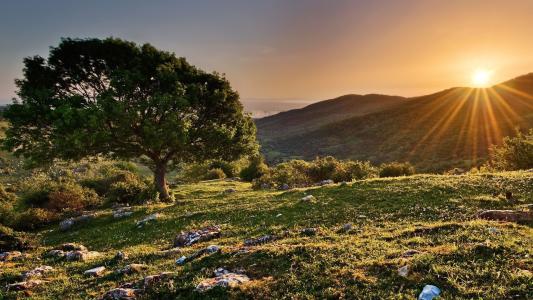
[256,74,533,171]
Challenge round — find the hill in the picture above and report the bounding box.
[1,173,532,298]
[257,74,533,171]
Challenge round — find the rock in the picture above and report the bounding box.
[214,267,230,277]
[114,251,128,261]
[21,266,53,280]
[158,247,181,257]
[7,279,46,291]
[260,183,271,190]
[223,188,237,194]
[398,265,409,277]
[300,228,317,236]
[118,264,148,275]
[342,223,353,232]
[301,195,316,202]
[143,272,176,289]
[317,179,334,186]
[195,272,250,292]
[101,288,139,300]
[59,214,94,231]
[173,226,221,247]
[275,213,283,218]
[487,227,500,234]
[244,234,277,246]
[478,210,533,223]
[136,213,160,227]
[84,266,106,277]
[66,250,100,261]
[113,207,133,219]
[46,249,66,259]
[0,250,22,261]
[60,243,87,251]
[402,249,421,257]
[176,245,221,265]
[339,181,348,187]
[278,183,290,190]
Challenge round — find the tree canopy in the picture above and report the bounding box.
[2,37,257,199]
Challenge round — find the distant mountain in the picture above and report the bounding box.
[256,74,533,171]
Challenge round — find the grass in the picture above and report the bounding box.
[1,172,532,299]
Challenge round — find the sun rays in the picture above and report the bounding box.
[404,83,531,166]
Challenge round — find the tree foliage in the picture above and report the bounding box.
[2,38,257,199]
[489,129,533,171]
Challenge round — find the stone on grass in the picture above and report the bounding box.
[224,188,237,194]
[478,210,533,223]
[101,288,139,300]
[114,251,128,261]
[46,249,66,259]
[0,250,22,261]
[176,245,221,265]
[118,264,148,275]
[85,266,106,277]
[402,249,421,257]
[61,243,87,251]
[173,226,221,247]
[279,183,290,191]
[66,250,100,262]
[143,272,176,289]
[317,179,334,186]
[301,195,316,202]
[243,234,277,246]
[158,247,181,257]
[22,266,53,280]
[113,207,133,219]
[59,214,94,231]
[342,223,353,232]
[339,181,348,187]
[195,271,250,292]
[136,213,160,227]
[7,279,46,291]
[300,228,317,236]
[398,265,409,277]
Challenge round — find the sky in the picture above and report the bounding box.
[2,0,533,113]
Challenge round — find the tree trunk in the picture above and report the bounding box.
[154,163,171,201]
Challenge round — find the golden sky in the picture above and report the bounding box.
[1,0,533,104]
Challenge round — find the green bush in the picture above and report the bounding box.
[0,184,16,203]
[22,181,101,212]
[208,160,236,178]
[343,160,378,180]
[11,208,59,231]
[107,175,158,205]
[0,224,36,251]
[240,156,269,182]
[0,201,15,226]
[204,168,227,180]
[489,129,533,171]
[379,162,415,177]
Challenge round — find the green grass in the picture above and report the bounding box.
[1,172,532,299]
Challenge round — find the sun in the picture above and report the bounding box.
[471,69,493,87]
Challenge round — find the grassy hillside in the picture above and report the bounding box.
[256,94,406,140]
[2,172,532,299]
[258,74,533,171]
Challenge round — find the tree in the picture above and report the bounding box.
[2,38,257,200]
[489,129,533,171]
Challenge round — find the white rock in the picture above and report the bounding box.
[84,266,106,277]
[301,195,316,202]
[398,265,409,277]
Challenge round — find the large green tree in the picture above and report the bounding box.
[2,38,257,200]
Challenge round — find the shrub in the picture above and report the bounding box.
[0,184,16,203]
[344,160,378,180]
[11,208,59,231]
[0,201,15,226]
[0,224,36,251]
[379,162,415,177]
[204,168,227,180]
[208,160,237,178]
[307,156,342,182]
[240,156,269,182]
[489,129,533,171]
[271,160,311,188]
[23,181,101,212]
[107,175,158,205]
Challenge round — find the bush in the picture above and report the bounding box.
[271,160,312,188]
[107,175,158,205]
[11,208,59,231]
[0,184,16,203]
[204,168,227,180]
[208,160,237,178]
[344,160,378,180]
[23,181,101,212]
[0,224,36,251]
[240,156,269,182]
[489,129,533,171]
[379,162,415,177]
[0,201,15,226]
